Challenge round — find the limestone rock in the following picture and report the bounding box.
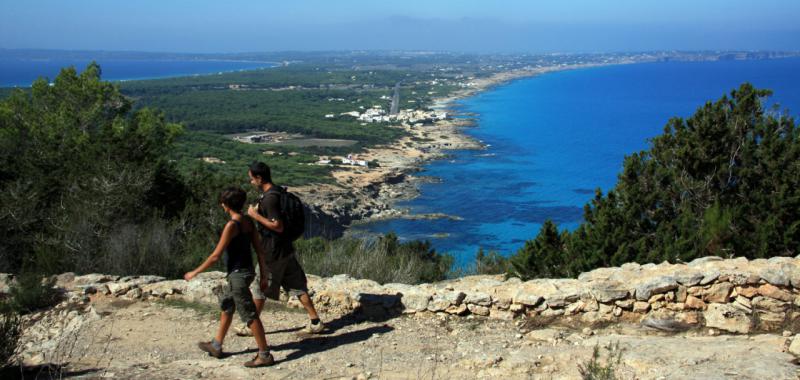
[684,296,706,310]
[614,299,634,310]
[688,256,723,266]
[463,292,492,306]
[512,291,543,307]
[400,291,431,312]
[789,336,800,356]
[467,304,490,316]
[704,282,733,303]
[635,276,678,301]
[755,311,786,330]
[752,296,789,313]
[759,265,791,287]
[758,284,793,302]
[633,301,650,313]
[446,303,468,315]
[722,271,760,286]
[733,296,752,312]
[704,303,752,334]
[428,291,465,312]
[674,271,705,287]
[699,271,720,286]
[675,285,688,303]
[73,273,119,286]
[489,309,515,320]
[524,328,564,343]
[735,285,759,298]
[107,282,132,296]
[589,282,629,303]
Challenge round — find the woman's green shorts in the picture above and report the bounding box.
[216,268,259,324]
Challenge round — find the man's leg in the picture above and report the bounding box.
[255,298,265,315]
[282,257,323,333]
[297,292,319,320]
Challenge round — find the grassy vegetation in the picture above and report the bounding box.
[578,342,624,380]
[295,234,455,285]
[4,273,61,315]
[157,298,219,318]
[172,131,333,186]
[0,309,20,369]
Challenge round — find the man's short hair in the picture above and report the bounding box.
[249,161,272,183]
[219,187,247,212]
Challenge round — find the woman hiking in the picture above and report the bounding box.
[184,186,274,368]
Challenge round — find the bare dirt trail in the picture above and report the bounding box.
[21,296,799,380]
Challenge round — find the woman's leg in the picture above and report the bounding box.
[248,318,268,351]
[215,311,233,344]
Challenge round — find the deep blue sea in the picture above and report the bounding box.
[0,57,275,87]
[355,58,800,266]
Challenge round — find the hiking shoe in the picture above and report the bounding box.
[234,323,253,337]
[244,352,275,368]
[302,320,325,334]
[197,341,223,358]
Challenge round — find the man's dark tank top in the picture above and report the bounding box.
[224,219,254,273]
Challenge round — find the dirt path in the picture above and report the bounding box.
[22,297,800,379]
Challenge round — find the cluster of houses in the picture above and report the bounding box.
[328,106,448,124]
[316,154,369,167]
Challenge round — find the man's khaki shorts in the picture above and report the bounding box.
[250,263,266,300]
[259,254,309,301]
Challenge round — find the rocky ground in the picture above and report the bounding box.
[14,294,800,380]
[10,255,800,379]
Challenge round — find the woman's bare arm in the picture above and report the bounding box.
[184,221,235,280]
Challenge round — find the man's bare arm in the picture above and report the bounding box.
[247,204,284,233]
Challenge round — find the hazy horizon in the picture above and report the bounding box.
[2,1,799,54]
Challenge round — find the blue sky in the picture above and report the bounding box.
[1,0,799,53]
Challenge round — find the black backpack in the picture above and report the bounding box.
[263,186,305,241]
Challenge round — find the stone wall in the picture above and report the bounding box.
[5,255,800,334]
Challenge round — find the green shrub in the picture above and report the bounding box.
[295,234,454,284]
[0,308,20,368]
[472,248,510,275]
[8,273,59,314]
[578,342,623,380]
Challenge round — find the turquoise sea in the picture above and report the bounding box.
[355,58,800,266]
[0,57,275,87]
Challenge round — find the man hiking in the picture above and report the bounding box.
[244,161,325,334]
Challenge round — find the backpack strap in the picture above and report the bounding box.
[257,186,284,237]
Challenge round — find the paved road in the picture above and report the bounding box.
[390,81,400,115]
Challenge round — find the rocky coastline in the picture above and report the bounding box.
[295,63,624,239]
